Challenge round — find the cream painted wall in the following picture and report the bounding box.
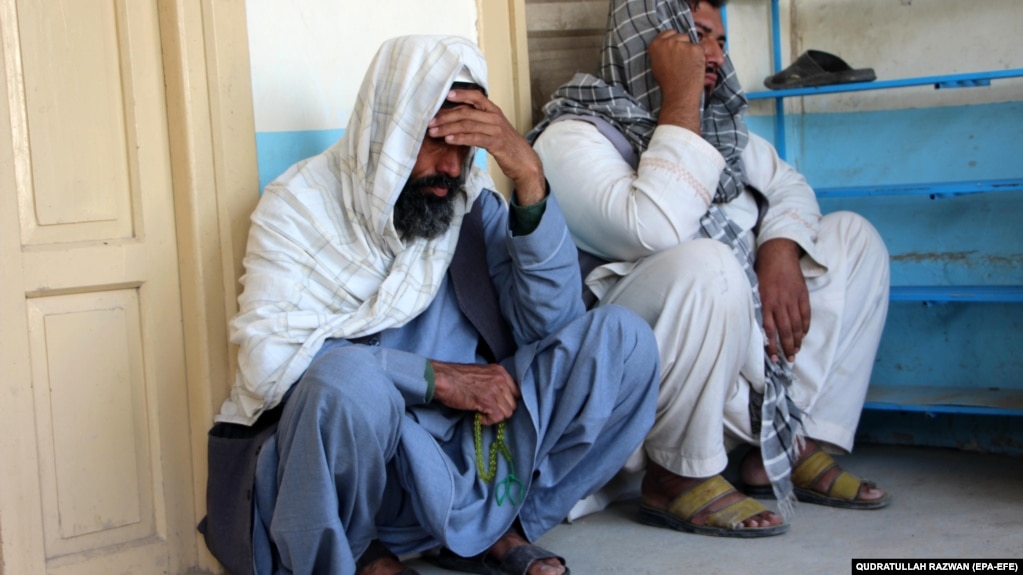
[245,0,479,133]
[725,0,1023,115]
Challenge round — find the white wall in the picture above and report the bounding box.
[245,0,1023,128]
[726,0,1023,115]
[246,0,479,133]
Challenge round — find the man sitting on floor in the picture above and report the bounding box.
[529,0,891,538]
[204,34,660,575]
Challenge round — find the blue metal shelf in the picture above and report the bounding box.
[745,0,1023,160]
[748,0,1023,422]
[864,384,1023,416]
[747,68,1023,101]
[749,67,1023,159]
[815,178,1023,200]
[890,285,1023,303]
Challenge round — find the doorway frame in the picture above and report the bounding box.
[477,0,532,198]
[158,0,259,570]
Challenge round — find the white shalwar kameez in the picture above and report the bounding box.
[534,120,889,485]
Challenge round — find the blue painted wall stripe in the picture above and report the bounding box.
[255,128,344,192]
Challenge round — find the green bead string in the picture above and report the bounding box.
[473,413,523,506]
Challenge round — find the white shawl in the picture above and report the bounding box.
[219,35,495,425]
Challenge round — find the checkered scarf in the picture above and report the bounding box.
[223,35,494,425]
[526,0,803,516]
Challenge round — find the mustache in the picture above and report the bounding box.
[406,173,465,196]
[392,173,467,240]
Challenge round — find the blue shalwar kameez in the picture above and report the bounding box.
[252,190,658,575]
[212,35,659,575]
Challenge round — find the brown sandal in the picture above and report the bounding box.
[640,475,789,538]
[745,448,891,510]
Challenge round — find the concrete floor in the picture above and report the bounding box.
[404,445,1023,574]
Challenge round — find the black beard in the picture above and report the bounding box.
[392,174,466,240]
[706,66,721,93]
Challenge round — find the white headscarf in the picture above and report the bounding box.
[219,35,496,424]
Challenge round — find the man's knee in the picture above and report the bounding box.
[577,306,660,408]
[658,239,751,310]
[292,345,403,423]
[821,211,890,266]
[587,304,659,364]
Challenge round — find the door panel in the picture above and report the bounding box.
[15,0,138,243]
[27,290,155,557]
[1,0,196,572]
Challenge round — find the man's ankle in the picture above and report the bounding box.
[356,540,405,575]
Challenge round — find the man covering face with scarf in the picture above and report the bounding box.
[529,0,891,538]
[203,35,660,575]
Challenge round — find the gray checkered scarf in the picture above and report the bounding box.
[526,0,803,517]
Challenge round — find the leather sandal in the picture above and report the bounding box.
[639,475,789,538]
[763,49,876,90]
[745,447,892,510]
[433,543,570,575]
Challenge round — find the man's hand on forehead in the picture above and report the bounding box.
[437,86,490,113]
[428,88,512,149]
[440,82,486,109]
[427,88,546,206]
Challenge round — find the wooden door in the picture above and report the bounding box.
[0,1,206,573]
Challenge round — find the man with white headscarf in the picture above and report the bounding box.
[201,35,659,575]
[528,0,891,538]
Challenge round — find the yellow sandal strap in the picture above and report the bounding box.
[666,475,734,521]
[793,449,864,501]
[704,497,772,530]
[828,471,864,501]
[791,449,838,487]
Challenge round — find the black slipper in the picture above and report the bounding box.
[432,544,571,575]
[763,49,876,90]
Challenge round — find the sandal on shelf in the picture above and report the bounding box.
[639,475,789,538]
[763,49,876,90]
[432,544,570,575]
[744,447,892,510]
[356,539,420,575]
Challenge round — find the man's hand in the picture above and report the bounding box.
[755,238,811,364]
[648,30,706,133]
[428,89,547,206]
[430,360,521,426]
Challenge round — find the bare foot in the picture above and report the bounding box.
[741,439,887,503]
[488,529,566,575]
[641,461,784,529]
[357,551,408,575]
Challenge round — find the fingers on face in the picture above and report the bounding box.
[445,88,491,111]
[433,117,510,153]
[655,29,682,42]
[433,103,498,134]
